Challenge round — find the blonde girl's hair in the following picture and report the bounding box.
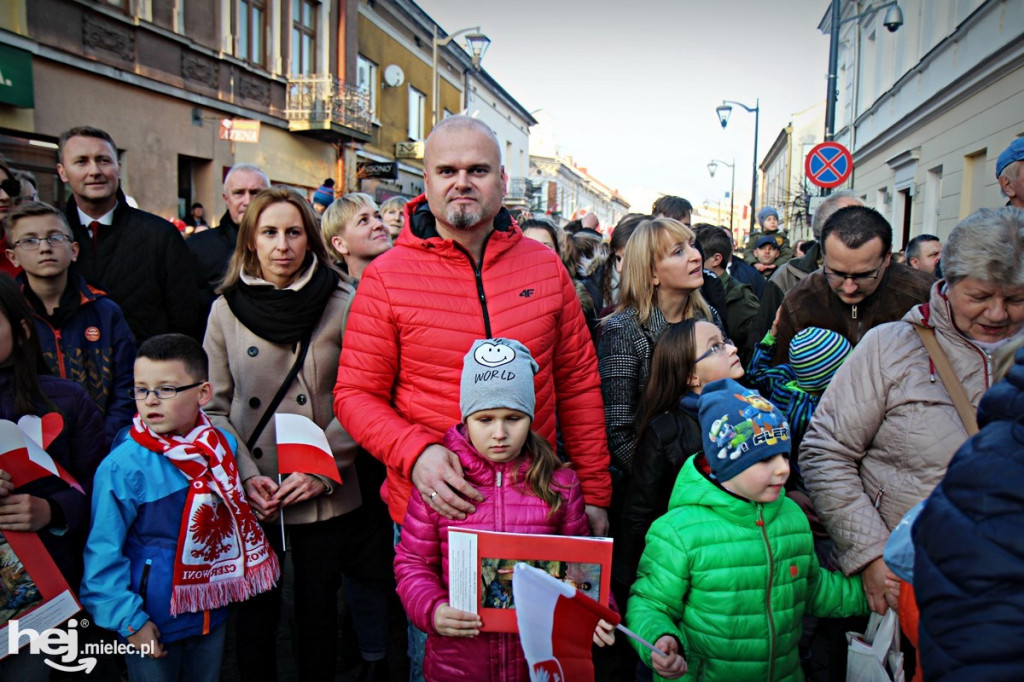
[321,192,379,259]
[615,217,712,326]
[218,188,340,293]
[513,431,571,514]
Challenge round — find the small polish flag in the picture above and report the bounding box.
[512,562,620,682]
[274,413,342,484]
[0,415,83,492]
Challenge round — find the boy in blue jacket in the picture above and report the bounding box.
[6,201,136,445]
[81,334,278,681]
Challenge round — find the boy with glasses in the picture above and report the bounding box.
[6,201,136,445]
[81,334,278,682]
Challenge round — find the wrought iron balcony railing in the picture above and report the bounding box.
[285,75,372,135]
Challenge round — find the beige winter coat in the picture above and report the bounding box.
[203,279,362,525]
[799,281,991,575]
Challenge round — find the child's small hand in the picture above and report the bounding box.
[651,635,687,679]
[592,619,615,647]
[0,470,13,497]
[128,621,166,659]
[433,603,482,638]
[0,494,51,532]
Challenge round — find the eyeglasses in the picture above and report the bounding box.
[695,339,734,363]
[129,382,204,401]
[12,234,74,250]
[822,263,885,284]
[0,179,20,198]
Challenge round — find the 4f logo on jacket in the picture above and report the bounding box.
[519,289,535,298]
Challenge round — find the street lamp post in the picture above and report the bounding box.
[432,25,491,127]
[824,1,902,141]
[707,159,736,232]
[715,99,760,232]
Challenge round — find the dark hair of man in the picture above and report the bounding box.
[4,201,72,241]
[694,225,733,263]
[820,205,893,256]
[136,333,209,382]
[651,196,693,221]
[191,202,204,210]
[57,126,117,161]
[610,214,649,253]
[905,234,940,263]
[0,275,56,415]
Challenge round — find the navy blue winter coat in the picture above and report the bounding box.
[20,272,136,445]
[0,370,107,588]
[913,346,1024,681]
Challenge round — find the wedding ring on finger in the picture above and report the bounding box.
[429,490,437,500]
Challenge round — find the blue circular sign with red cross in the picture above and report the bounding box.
[805,141,853,189]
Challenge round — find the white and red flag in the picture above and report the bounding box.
[273,413,342,484]
[512,562,620,682]
[0,415,83,492]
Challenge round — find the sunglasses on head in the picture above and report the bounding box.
[0,178,20,199]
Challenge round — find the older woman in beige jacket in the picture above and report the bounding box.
[203,188,392,682]
[800,207,1024,615]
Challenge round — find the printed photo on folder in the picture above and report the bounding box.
[448,528,612,633]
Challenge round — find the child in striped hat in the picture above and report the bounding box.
[746,325,851,485]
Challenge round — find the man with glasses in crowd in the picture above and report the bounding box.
[771,205,933,364]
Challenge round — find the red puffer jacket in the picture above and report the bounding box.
[334,194,611,524]
[395,423,590,682]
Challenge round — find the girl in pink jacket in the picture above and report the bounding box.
[395,338,615,681]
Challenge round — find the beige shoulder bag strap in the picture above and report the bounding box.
[913,324,979,436]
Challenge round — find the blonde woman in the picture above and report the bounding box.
[598,218,723,478]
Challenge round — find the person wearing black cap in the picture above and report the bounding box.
[751,234,782,277]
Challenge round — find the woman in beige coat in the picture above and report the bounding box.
[800,207,1024,615]
[204,188,392,682]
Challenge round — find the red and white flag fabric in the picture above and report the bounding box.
[512,562,621,682]
[273,413,342,484]
[0,415,83,492]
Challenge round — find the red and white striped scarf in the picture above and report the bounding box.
[130,411,279,615]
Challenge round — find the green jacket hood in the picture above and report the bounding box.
[667,455,787,527]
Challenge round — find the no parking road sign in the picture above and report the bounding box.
[805,141,853,189]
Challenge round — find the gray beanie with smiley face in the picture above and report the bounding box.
[460,338,539,421]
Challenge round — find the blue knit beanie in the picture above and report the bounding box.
[460,339,539,421]
[313,178,335,208]
[757,206,779,227]
[789,327,851,393]
[699,379,791,482]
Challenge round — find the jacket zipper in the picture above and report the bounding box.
[756,505,776,681]
[139,559,152,611]
[453,236,495,338]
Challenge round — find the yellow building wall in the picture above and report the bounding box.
[357,18,461,164]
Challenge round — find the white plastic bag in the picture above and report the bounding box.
[846,610,906,682]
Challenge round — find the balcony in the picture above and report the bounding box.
[285,75,373,141]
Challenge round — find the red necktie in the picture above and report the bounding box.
[89,221,100,249]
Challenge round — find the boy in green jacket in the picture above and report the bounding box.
[626,378,868,681]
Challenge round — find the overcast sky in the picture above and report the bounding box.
[416,0,832,214]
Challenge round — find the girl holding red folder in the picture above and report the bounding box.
[395,338,615,681]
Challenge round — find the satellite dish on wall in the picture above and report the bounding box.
[383,65,405,88]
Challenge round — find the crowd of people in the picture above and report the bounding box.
[0,121,1022,682]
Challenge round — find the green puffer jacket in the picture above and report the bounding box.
[626,457,868,681]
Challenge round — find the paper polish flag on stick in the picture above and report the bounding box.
[512,562,621,682]
[274,413,342,484]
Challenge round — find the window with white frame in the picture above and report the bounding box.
[291,0,317,75]
[408,86,426,141]
[357,56,378,119]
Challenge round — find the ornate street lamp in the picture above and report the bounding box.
[715,99,760,231]
[432,26,491,126]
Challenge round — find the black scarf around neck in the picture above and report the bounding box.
[222,258,338,344]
